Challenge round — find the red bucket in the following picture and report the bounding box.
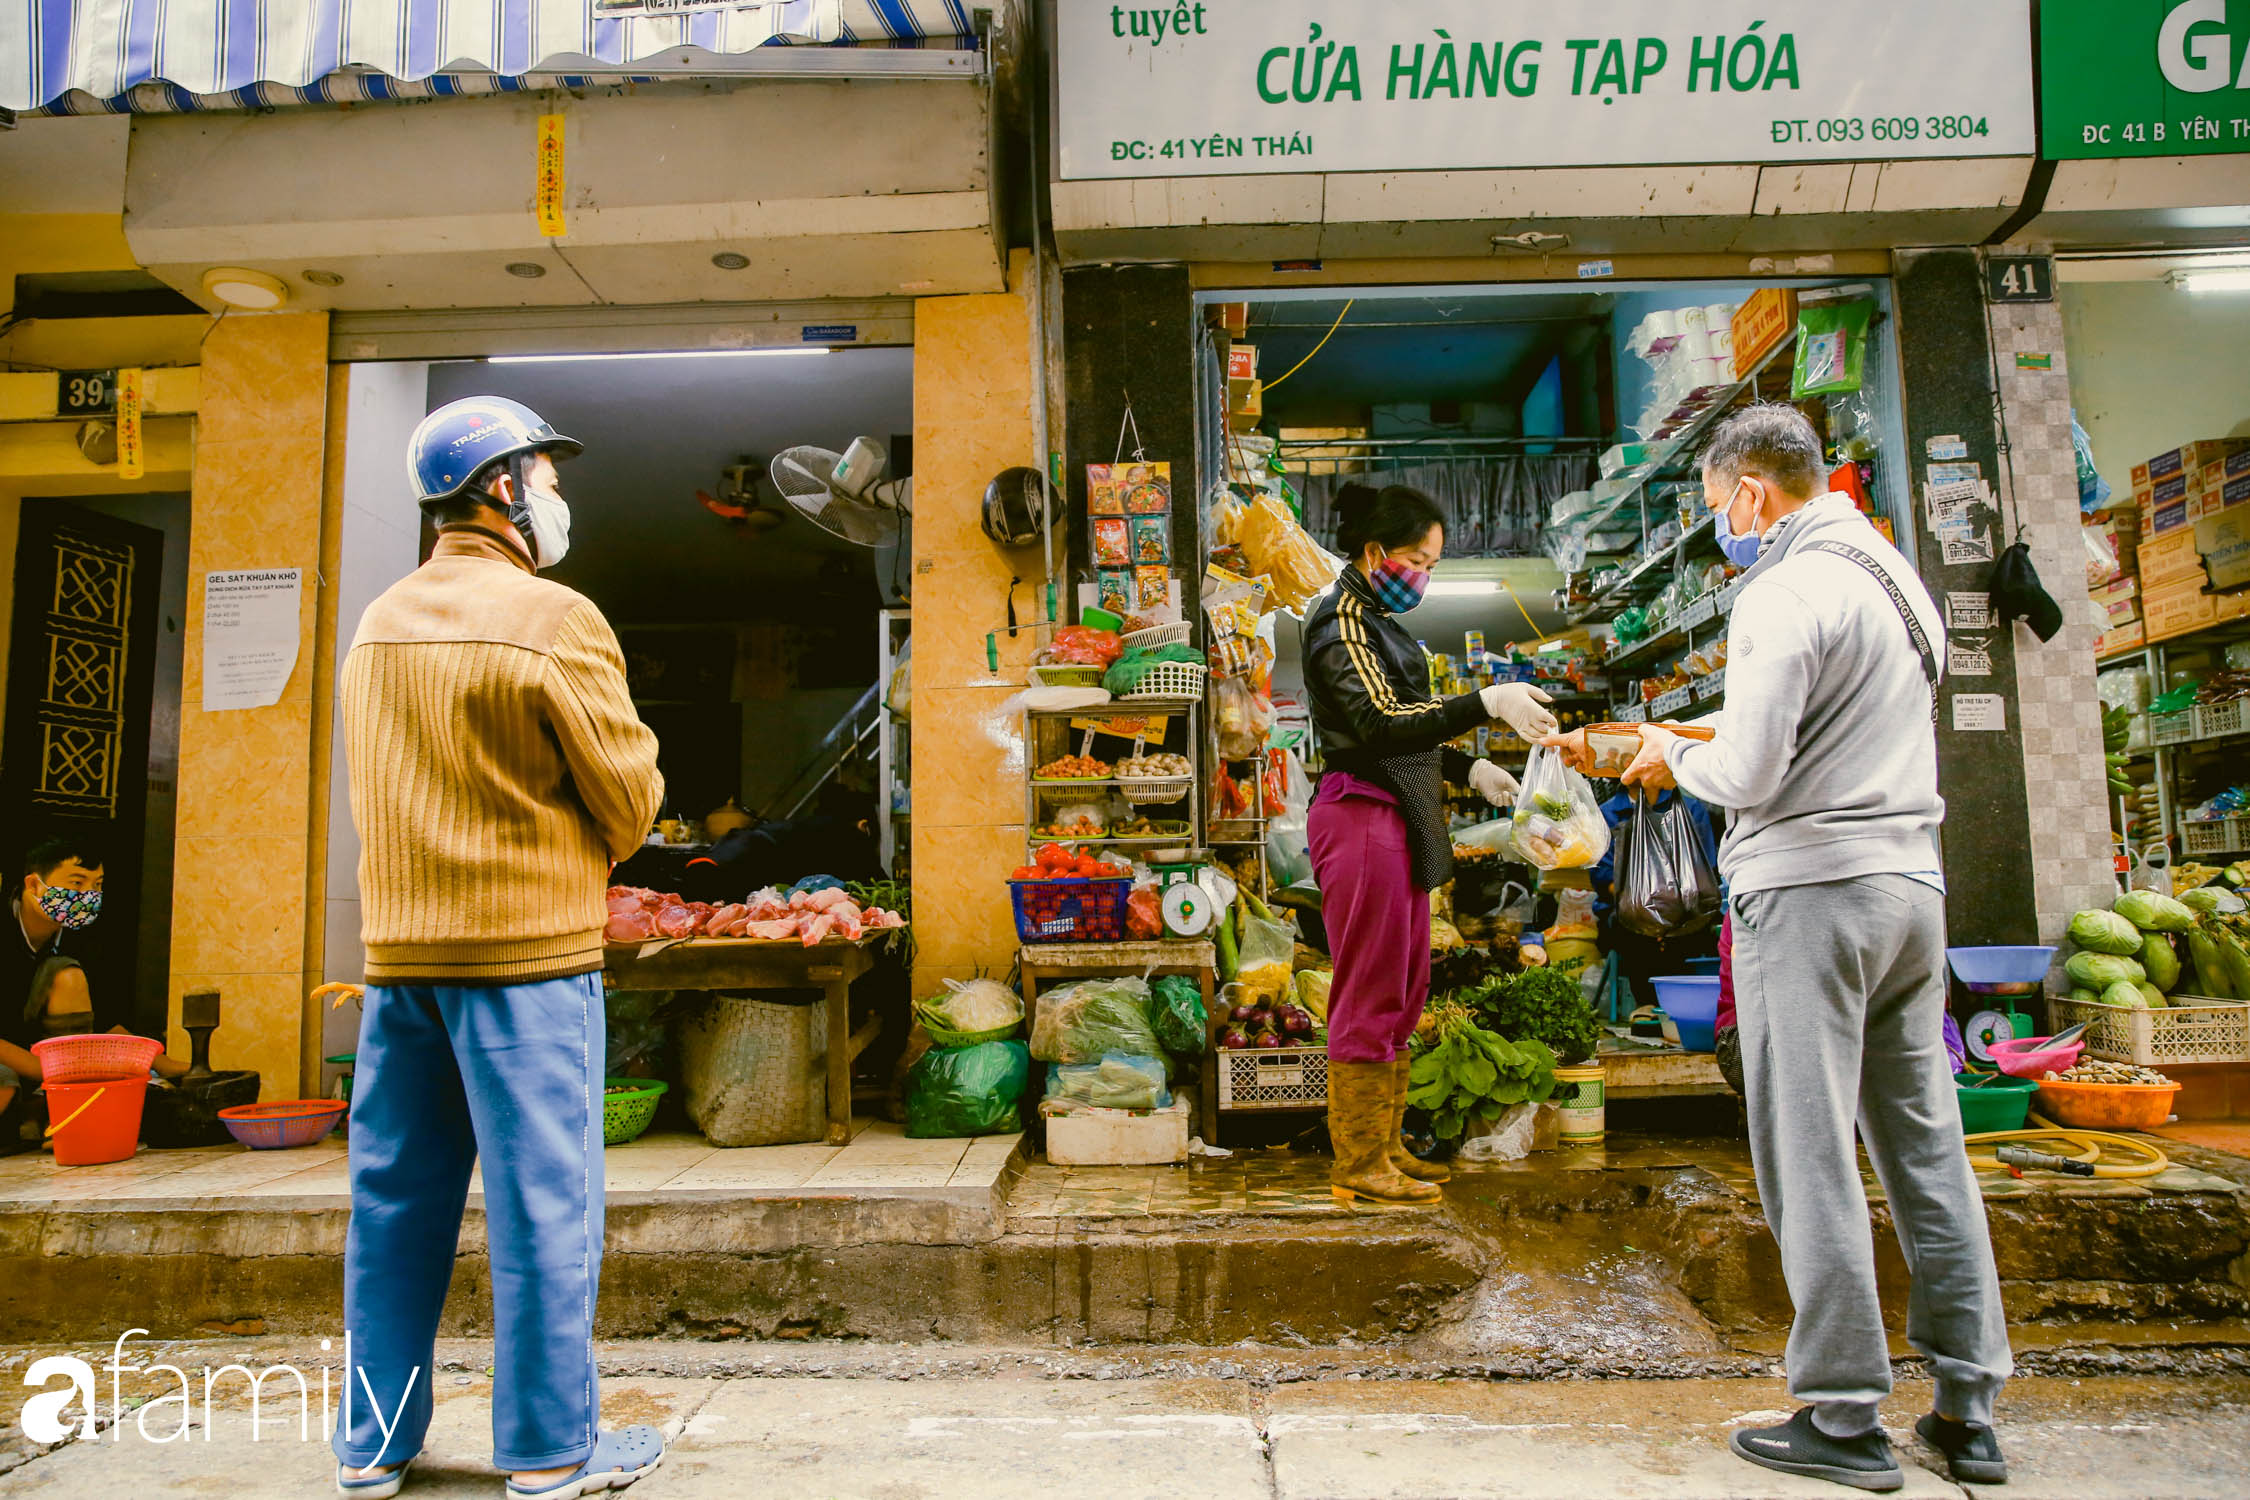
[44,1075,149,1166]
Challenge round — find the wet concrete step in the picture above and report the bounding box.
[4,1133,2247,1361]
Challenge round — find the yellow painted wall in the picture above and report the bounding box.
[165,311,334,1097]
[909,253,1048,999]
[0,214,211,373]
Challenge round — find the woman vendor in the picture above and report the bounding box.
[1300,484,1558,1205]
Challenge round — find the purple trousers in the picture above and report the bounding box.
[1308,785,1430,1063]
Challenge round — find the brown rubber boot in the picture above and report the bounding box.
[1328,1061,1442,1205]
[1385,1057,1450,1184]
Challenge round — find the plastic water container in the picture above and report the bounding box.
[1652,975,1721,1053]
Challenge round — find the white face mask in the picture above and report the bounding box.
[517,474,572,569]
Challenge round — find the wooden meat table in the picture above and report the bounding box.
[604,937,886,1145]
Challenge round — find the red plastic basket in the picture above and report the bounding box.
[32,1032,164,1084]
[1008,877,1132,943]
[219,1099,346,1149]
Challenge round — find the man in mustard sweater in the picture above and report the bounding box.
[336,397,665,1500]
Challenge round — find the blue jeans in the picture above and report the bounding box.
[335,973,605,1473]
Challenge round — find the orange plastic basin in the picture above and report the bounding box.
[2034,1077,2180,1131]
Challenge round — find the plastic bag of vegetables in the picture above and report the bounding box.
[1510,744,1611,871]
[1029,977,1167,1068]
[913,977,1025,1048]
[1044,1054,1171,1112]
[903,1039,1030,1138]
[1148,974,1209,1056]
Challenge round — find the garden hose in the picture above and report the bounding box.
[1962,1116,2172,1180]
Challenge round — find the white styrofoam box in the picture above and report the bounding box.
[1044,1097,1189,1166]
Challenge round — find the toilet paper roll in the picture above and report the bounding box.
[1706,303,1736,331]
[1706,325,1735,358]
[1640,307,1682,343]
[1677,304,1711,335]
[1692,355,1735,390]
[1672,329,1713,361]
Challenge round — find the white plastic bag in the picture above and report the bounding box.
[1456,1102,1542,1162]
[1509,744,1611,871]
[1266,748,1314,886]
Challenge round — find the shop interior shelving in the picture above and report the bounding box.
[1023,699,1204,851]
[876,608,911,874]
[1556,331,1807,721]
[2103,620,2250,862]
[1555,326,1804,626]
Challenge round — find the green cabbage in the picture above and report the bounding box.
[2069,909,2145,955]
[2065,951,2146,990]
[2140,982,2170,1010]
[2140,933,2182,992]
[2100,980,2148,1009]
[2114,890,2197,933]
[2070,987,2101,1006]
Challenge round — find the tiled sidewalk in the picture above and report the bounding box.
[0,1123,1022,1210]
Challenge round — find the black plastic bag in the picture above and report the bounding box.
[1615,794,1721,938]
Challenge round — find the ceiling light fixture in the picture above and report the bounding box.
[711,252,750,270]
[200,267,289,310]
[485,348,831,365]
[301,269,345,287]
[504,262,549,279]
[2169,267,2250,293]
[1425,580,1503,597]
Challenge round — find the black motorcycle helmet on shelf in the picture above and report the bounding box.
[981,466,1057,546]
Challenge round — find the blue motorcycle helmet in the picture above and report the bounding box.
[407,395,582,507]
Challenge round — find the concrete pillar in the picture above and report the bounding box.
[168,310,333,1096]
[908,253,1044,999]
[1892,249,2114,947]
[1983,277,2121,943]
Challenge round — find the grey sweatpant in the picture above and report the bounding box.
[1732,873,2012,1434]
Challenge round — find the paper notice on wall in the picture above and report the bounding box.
[1940,527,1996,567]
[202,569,301,711]
[1947,637,1994,677]
[1951,693,2006,732]
[1946,592,1995,630]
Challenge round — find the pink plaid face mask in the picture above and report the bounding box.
[1369,557,1431,613]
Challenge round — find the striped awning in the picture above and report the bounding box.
[3,0,978,112]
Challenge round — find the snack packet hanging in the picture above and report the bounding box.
[1509,744,1611,871]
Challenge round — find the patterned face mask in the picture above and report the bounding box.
[1369,557,1431,613]
[35,884,102,930]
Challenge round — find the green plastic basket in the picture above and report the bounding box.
[603,1077,668,1145]
[1954,1071,2038,1135]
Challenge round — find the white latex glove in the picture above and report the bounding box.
[1481,681,1559,741]
[1468,758,1519,807]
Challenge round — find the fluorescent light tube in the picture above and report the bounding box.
[486,348,833,364]
[2170,268,2250,293]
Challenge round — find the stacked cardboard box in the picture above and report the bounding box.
[2128,438,2250,642]
[2086,507,2142,654]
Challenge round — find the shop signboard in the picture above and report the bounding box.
[1053,1,2034,179]
[2042,0,2250,159]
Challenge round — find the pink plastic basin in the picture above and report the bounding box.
[1988,1034,2085,1079]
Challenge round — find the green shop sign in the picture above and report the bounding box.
[2043,0,2250,158]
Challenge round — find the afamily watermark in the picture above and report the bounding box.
[21,1331,417,1461]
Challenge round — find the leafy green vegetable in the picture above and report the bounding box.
[2065,951,2145,990]
[2068,909,2144,955]
[1454,966,1602,1066]
[2114,889,2196,934]
[1406,1007,1559,1142]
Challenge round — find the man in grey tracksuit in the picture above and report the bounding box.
[1565,405,2011,1491]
